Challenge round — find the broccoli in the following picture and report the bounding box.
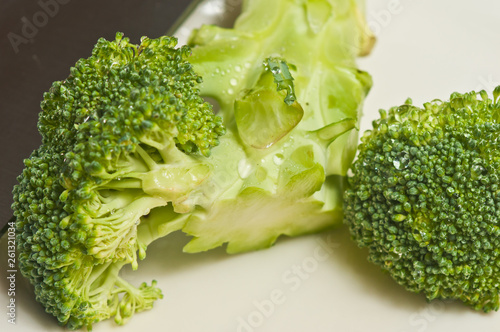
[183,0,373,252]
[12,0,372,329]
[13,33,223,330]
[344,87,500,312]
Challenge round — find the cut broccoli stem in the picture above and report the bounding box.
[85,196,166,259]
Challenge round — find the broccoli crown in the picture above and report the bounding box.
[12,33,224,329]
[39,32,223,157]
[344,87,500,312]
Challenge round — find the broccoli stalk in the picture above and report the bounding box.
[12,0,373,329]
[182,0,373,253]
[344,87,500,312]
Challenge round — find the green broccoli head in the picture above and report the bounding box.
[12,33,224,329]
[344,87,500,312]
[40,33,225,260]
[39,32,223,156]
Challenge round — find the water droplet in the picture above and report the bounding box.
[393,151,410,170]
[471,164,485,180]
[227,88,234,95]
[230,78,238,86]
[234,66,241,72]
[273,153,285,165]
[357,191,370,201]
[238,159,253,179]
[392,214,406,222]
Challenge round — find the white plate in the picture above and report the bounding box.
[2,0,500,331]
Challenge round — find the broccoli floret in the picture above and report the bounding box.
[13,33,224,329]
[12,0,372,329]
[344,87,500,312]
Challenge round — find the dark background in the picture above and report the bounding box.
[0,0,194,231]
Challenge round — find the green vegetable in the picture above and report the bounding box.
[12,0,372,329]
[183,0,373,252]
[344,87,500,312]
[13,34,221,330]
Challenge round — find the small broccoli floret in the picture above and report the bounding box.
[344,87,500,312]
[14,145,164,329]
[39,33,223,157]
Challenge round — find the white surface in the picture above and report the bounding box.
[358,0,500,134]
[2,0,500,331]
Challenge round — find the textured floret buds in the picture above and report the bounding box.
[345,88,500,312]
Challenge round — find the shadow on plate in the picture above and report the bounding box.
[319,225,479,315]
